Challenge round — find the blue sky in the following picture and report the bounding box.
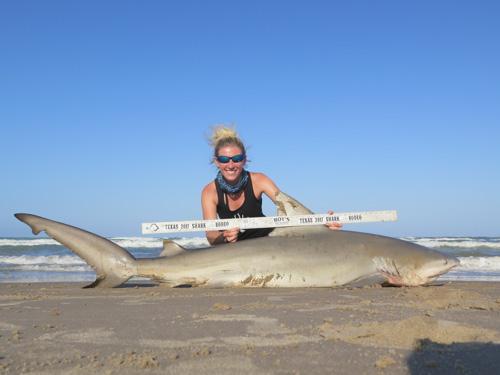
[1,1,499,237]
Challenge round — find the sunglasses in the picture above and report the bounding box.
[216,154,246,163]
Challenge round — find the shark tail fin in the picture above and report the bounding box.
[14,213,137,288]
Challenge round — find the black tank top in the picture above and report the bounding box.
[215,173,274,241]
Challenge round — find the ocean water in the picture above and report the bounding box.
[1,236,499,284]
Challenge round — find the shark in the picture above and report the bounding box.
[14,192,459,288]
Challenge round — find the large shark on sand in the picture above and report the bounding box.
[14,192,459,288]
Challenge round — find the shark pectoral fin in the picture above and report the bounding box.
[160,239,188,257]
[269,191,330,237]
[347,273,387,287]
[274,191,314,216]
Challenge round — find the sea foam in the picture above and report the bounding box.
[401,237,500,249]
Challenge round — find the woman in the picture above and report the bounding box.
[201,126,340,245]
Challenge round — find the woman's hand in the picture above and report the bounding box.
[326,210,343,230]
[222,227,240,243]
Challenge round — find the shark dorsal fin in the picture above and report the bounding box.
[269,191,330,237]
[160,240,188,257]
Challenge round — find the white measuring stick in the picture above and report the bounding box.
[142,210,397,234]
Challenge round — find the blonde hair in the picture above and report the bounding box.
[209,125,246,157]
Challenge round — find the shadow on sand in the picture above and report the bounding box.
[407,339,500,375]
[117,281,159,288]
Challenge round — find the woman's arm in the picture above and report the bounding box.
[250,173,280,203]
[201,183,239,245]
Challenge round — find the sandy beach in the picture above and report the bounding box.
[0,281,499,374]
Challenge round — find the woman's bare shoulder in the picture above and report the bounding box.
[202,181,217,199]
[249,171,273,183]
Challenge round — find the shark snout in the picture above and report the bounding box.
[426,255,460,280]
[445,255,460,270]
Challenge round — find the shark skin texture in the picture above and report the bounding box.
[14,192,459,288]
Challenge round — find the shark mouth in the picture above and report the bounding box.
[372,257,459,287]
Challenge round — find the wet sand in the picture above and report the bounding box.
[0,281,499,374]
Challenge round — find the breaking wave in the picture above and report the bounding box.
[0,236,209,249]
[402,237,500,249]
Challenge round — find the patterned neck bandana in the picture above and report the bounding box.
[216,169,249,194]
